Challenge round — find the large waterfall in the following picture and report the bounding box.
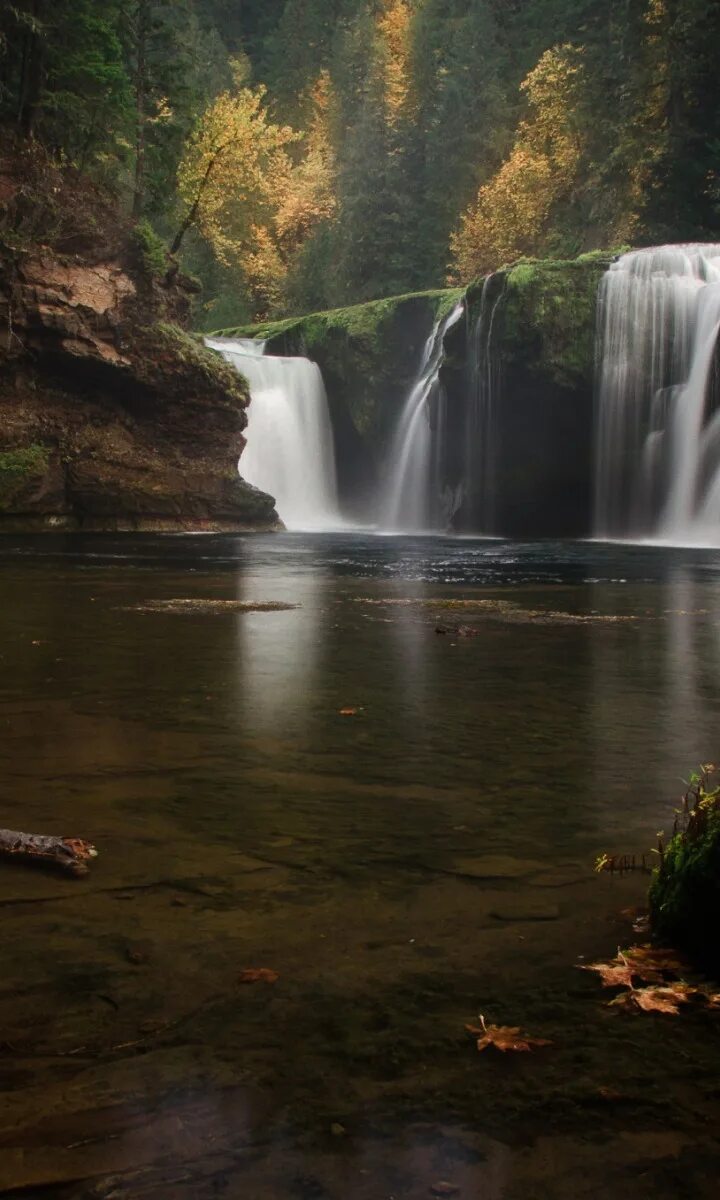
[379,302,464,532]
[206,337,340,530]
[594,245,720,544]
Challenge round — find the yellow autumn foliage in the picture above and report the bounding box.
[176,85,296,271]
[448,45,585,282]
[276,71,337,256]
[376,0,413,124]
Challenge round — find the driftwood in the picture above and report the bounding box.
[0,829,97,876]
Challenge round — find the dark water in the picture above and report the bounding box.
[1,533,720,1198]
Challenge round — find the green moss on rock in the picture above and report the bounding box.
[0,444,50,510]
[139,323,250,408]
[499,254,616,390]
[649,769,720,972]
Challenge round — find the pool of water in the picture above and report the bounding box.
[1,533,719,1198]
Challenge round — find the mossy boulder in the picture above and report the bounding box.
[496,251,618,390]
[459,251,622,535]
[649,774,720,972]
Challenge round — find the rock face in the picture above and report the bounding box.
[460,252,614,536]
[0,230,279,532]
[215,254,612,536]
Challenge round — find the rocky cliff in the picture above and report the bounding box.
[0,150,279,533]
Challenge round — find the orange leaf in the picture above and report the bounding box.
[610,982,697,1014]
[466,1015,551,1053]
[238,968,279,984]
[579,951,639,988]
[623,945,689,975]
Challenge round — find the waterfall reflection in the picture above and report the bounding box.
[230,549,323,738]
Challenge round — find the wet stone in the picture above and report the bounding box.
[451,856,545,880]
[488,898,560,921]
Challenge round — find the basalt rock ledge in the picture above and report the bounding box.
[0,201,279,533]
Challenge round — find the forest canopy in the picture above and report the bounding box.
[1,0,719,323]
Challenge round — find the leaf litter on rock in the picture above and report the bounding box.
[580,944,719,1015]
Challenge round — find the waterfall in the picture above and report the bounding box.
[464,274,504,533]
[594,244,720,543]
[379,301,464,532]
[206,337,340,531]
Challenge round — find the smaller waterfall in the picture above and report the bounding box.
[464,274,504,533]
[594,245,720,543]
[206,336,340,531]
[380,301,464,532]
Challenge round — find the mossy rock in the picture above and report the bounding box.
[492,254,619,390]
[649,800,720,972]
[137,323,250,409]
[0,444,51,511]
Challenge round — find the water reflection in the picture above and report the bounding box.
[1,534,720,1197]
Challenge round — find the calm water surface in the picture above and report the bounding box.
[1,533,719,1198]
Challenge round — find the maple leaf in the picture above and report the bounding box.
[579,950,640,988]
[466,1015,552,1053]
[238,968,279,984]
[610,982,697,1014]
[623,946,689,977]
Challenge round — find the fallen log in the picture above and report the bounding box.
[0,829,97,876]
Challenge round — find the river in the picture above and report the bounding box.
[1,532,719,1197]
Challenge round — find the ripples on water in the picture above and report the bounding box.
[1,532,720,1198]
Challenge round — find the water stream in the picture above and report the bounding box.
[379,302,464,532]
[206,336,340,531]
[463,274,505,533]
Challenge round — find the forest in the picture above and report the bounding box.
[2,0,719,325]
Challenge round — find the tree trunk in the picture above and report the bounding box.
[170,147,226,255]
[17,0,47,138]
[0,828,97,876]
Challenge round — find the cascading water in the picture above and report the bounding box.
[379,301,464,532]
[594,244,720,543]
[205,336,340,531]
[463,273,504,534]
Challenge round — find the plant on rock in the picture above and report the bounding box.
[649,764,720,972]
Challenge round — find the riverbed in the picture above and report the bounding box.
[1,532,719,1198]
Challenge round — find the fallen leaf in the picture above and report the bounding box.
[466,1015,552,1053]
[238,968,279,984]
[623,945,689,976]
[579,951,639,988]
[610,983,697,1014]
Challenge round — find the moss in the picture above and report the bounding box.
[142,323,250,408]
[131,219,167,278]
[210,287,464,353]
[0,444,50,511]
[648,770,720,972]
[498,254,614,389]
[0,445,49,476]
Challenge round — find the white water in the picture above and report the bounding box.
[464,275,504,533]
[206,337,340,531]
[379,302,465,532]
[594,244,720,544]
